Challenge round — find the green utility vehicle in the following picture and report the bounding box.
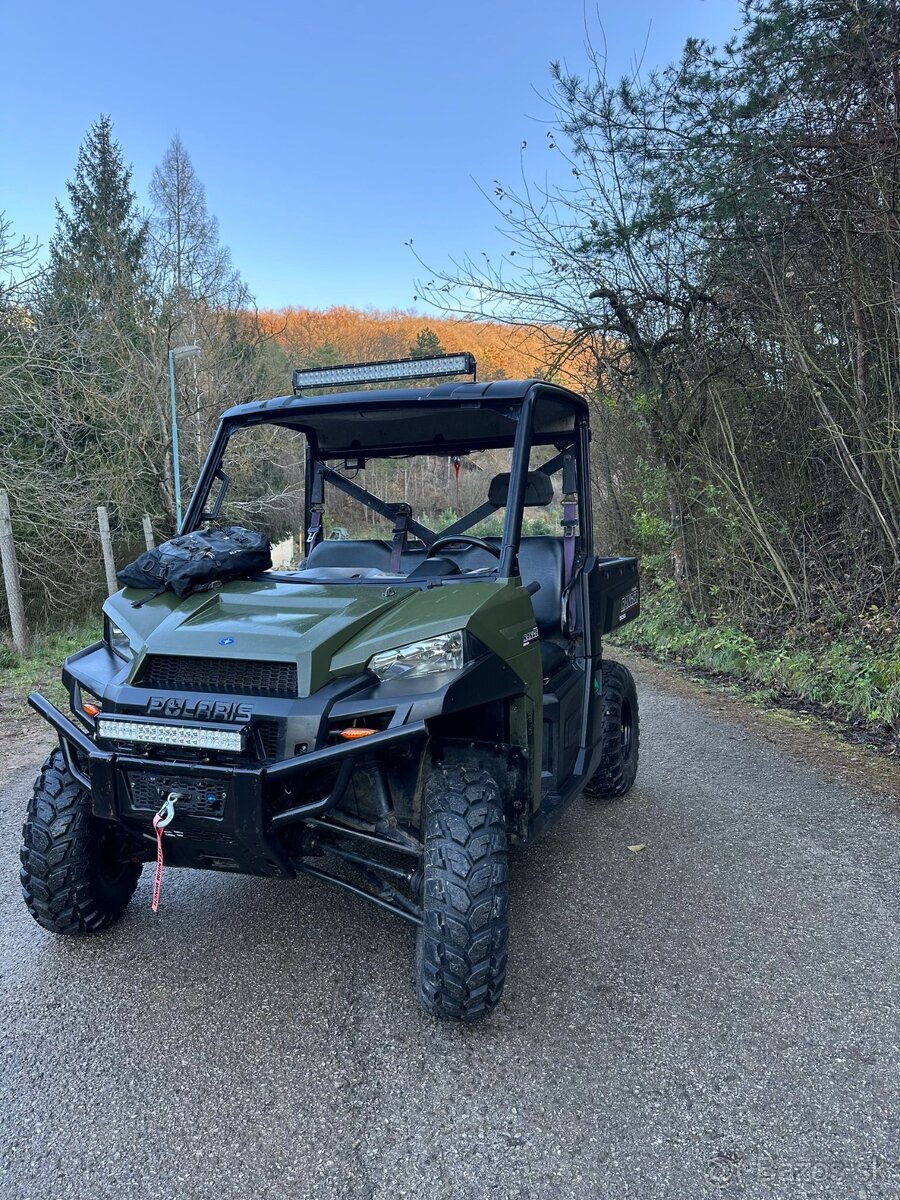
[21,352,641,1022]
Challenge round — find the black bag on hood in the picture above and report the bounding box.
[117,527,272,605]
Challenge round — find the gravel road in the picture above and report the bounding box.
[1,658,898,1200]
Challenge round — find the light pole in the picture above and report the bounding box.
[168,344,200,530]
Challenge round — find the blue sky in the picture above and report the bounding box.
[2,0,741,311]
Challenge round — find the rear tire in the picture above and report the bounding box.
[416,765,508,1023]
[20,749,142,935]
[585,660,640,799]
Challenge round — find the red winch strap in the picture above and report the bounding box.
[150,796,177,913]
[151,816,165,913]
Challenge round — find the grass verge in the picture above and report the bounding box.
[0,624,103,718]
[611,586,900,741]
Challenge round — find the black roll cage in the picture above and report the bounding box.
[181,383,594,580]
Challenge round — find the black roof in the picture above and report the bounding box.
[221,378,588,457]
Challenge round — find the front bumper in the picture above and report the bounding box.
[29,692,427,877]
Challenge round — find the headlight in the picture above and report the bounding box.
[105,617,133,661]
[368,631,465,681]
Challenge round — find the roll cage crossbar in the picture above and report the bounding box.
[311,450,569,551]
[316,467,436,545]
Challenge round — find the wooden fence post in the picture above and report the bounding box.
[0,490,29,655]
[97,506,118,597]
[142,515,155,551]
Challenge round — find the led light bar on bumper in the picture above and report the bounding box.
[97,718,244,753]
[292,352,476,393]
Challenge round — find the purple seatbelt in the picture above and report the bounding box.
[306,507,323,554]
[390,505,411,573]
[562,495,577,630]
[306,465,325,556]
[560,452,579,631]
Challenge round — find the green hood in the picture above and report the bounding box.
[104,576,536,697]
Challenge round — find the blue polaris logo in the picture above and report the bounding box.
[218,637,235,646]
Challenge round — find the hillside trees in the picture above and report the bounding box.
[0,121,282,625]
[260,305,580,385]
[420,0,900,637]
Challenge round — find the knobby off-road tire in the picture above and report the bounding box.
[584,659,640,799]
[417,765,509,1023]
[21,749,142,935]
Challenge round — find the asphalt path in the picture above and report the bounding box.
[1,659,898,1200]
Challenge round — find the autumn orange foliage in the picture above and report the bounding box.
[258,306,595,389]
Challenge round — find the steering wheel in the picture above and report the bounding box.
[425,534,502,560]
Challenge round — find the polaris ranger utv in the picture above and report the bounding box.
[21,352,640,1023]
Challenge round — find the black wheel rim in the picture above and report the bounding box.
[620,697,634,760]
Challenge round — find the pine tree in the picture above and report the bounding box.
[46,115,148,319]
[409,327,445,358]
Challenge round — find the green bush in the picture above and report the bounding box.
[614,589,900,729]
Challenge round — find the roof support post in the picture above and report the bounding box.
[498,388,537,579]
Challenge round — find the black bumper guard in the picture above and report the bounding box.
[29,692,429,920]
[28,691,427,827]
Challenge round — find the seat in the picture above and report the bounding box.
[432,537,564,635]
[517,538,565,635]
[303,539,393,571]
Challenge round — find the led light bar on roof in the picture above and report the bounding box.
[292,352,476,394]
[98,718,244,753]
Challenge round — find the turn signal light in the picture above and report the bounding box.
[82,701,102,718]
[340,727,377,740]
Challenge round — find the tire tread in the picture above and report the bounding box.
[20,749,141,935]
[417,765,508,1023]
[585,660,640,799]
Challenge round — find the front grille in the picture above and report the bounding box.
[128,772,228,817]
[136,655,298,698]
[254,720,281,761]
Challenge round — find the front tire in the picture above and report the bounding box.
[417,765,509,1023]
[585,660,640,799]
[20,749,142,935]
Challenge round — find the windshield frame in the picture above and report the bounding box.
[182,384,592,580]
